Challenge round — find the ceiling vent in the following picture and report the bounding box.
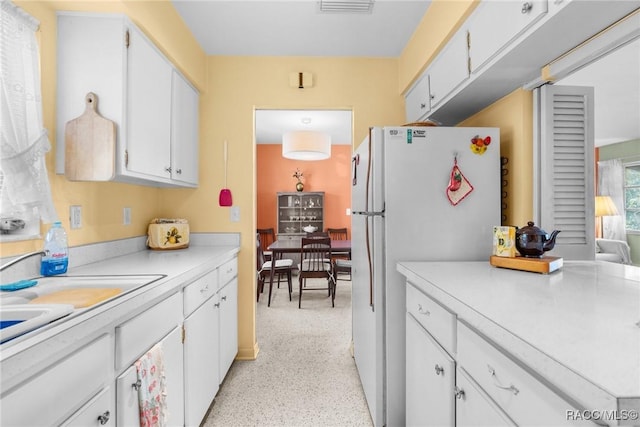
[319,0,375,14]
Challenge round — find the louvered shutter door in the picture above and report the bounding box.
[537,85,595,260]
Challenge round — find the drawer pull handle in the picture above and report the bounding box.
[488,365,520,395]
[454,386,465,400]
[521,2,532,13]
[97,411,110,425]
[132,379,142,390]
[434,364,444,376]
[200,285,209,293]
[221,295,227,301]
[214,302,221,308]
[417,304,430,316]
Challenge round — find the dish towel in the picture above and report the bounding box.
[135,342,168,427]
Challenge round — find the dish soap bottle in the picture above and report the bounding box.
[41,221,69,276]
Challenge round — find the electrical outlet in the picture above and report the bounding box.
[123,207,131,225]
[70,205,82,229]
[230,206,240,222]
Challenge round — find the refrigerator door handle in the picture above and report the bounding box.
[352,210,384,216]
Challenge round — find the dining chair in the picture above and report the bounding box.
[256,234,293,307]
[305,231,329,238]
[333,258,352,282]
[298,237,336,308]
[327,227,350,261]
[257,228,276,261]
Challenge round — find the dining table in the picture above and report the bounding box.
[266,239,351,302]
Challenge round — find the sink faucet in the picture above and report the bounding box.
[0,250,47,272]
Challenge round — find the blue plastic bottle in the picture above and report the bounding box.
[41,221,69,276]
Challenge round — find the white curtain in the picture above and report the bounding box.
[597,159,626,240]
[0,0,57,224]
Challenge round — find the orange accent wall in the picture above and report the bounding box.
[257,145,352,238]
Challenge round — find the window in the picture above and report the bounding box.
[624,162,640,232]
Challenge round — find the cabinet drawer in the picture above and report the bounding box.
[115,292,181,370]
[62,387,113,427]
[219,257,238,287]
[406,282,456,356]
[457,322,587,426]
[1,334,111,426]
[184,270,218,316]
[456,367,515,426]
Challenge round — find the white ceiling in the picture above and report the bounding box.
[255,109,352,144]
[171,1,639,148]
[171,0,431,57]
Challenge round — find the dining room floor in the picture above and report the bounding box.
[202,276,373,427]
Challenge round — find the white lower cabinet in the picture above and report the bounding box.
[456,367,515,426]
[404,281,593,426]
[184,293,220,426]
[0,334,112,426]
[116,326,184,426]
[218,277,238,383]
[406,313,455,427]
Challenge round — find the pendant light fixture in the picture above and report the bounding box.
[282,130,331,161]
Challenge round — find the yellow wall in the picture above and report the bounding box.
[459,89,534,226]
[3,0,535,361]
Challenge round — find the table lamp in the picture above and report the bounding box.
[595,196,619,238]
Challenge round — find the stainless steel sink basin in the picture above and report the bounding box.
[0,274,165,306]
[1,304,75,343]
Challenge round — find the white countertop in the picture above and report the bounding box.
[1,242,239,390]
[397,260,640,412]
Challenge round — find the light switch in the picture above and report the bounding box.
[123,207,131,225]
[230,206,240,222]
[70,205,82,229]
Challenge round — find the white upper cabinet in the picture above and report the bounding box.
[404,74,431,123]
[467,0,548,74]
[56,13,199,188]
[171,71,200,186]
[125,23,173,181]
[427,29,470,109]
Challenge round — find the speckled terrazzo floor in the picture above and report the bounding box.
[202,277,374,427]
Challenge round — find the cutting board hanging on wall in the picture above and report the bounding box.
[65,92,116,181]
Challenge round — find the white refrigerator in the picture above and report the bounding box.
[351,126,500,427]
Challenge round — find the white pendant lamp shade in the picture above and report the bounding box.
[282,131,331,160]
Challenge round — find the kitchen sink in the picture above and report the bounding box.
[0,274,165,343]
[0,274,165,306]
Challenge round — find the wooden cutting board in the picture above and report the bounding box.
[29,288,122,308]
[489,255,563,274]
[65,92,116,181]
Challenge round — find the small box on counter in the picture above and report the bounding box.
[492,226,516,257]
[147,218,189,250]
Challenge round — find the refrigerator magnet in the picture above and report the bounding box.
[470,135,491,155]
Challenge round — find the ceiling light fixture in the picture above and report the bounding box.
[319,0,374,14]
[282,131,331,161]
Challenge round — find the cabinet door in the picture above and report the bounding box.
[456,367,515,427]
[405,314,455,427]
[171,70,199,186]
[467,0,547,73]
[126,24,172,180]
[184,296,220,426]
[116,326,184,426]
[428,29,469,109]
[218,278,238,383]
[405,73,430,122]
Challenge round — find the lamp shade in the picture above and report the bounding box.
[595,196,619,217]
[282,131,331,160]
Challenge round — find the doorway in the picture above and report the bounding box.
[254,109,354,240]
